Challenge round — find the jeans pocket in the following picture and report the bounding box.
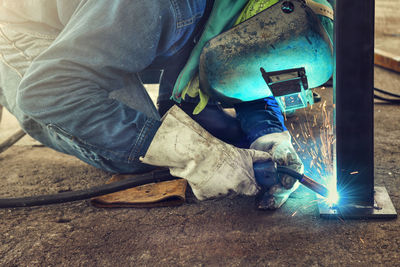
[170,0,204,30]
[166,0,205,56]
[176,11,203,29]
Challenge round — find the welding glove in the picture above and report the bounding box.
[140,105,272,200]
[251,131,303,209]
[158,100,247,147]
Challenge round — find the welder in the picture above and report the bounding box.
[0,0,333,209]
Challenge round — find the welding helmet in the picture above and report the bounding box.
[199,0,333,112]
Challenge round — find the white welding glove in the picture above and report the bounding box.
[250,131,304,209]
[140,105,272,200]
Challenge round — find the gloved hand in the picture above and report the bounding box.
[250,131,304,209]
[158,100,247,147]
[140,105,272,200]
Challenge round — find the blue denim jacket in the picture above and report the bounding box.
[0,0,207,173]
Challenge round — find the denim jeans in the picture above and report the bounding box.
[0,0,208,173]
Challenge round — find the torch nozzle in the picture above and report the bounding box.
[298,174,329,198]
[276,166,330,198]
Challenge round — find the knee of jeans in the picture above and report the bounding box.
[15,83,44,120]
[16,87,31,113]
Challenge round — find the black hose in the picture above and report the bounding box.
[374,87,400,104]
[0,169,174,208]
[374,87,400,98]
[374,94,400,104]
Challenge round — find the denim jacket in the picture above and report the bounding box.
[0,0,206,173]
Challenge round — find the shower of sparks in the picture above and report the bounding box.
[287,95,339,214]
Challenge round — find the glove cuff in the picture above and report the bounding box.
[250,131,292,150]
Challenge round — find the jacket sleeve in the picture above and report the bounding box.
[234,97,287,144]
[16,0,171,167]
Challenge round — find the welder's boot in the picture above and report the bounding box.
[140,105,272,200]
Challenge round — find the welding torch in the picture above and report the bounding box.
[254,161,329,199]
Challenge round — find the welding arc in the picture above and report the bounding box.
[374,87,400,104]
[0,169,174,208]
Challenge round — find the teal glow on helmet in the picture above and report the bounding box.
[199,0,333,112]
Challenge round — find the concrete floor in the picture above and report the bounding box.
[1,2,400,266]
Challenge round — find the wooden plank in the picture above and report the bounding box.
[375,48,400,73]
[374,0,400,72]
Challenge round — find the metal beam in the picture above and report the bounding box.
[319,0,397,219]
[335,0,375,206]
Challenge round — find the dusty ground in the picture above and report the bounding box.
[1,2,400,266]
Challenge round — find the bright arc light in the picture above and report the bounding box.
[325,176,339,205]
[326,189,340,205]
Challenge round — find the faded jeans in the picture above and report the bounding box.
[0,0,208,173]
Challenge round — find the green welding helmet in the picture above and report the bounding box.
[199,0,333,112]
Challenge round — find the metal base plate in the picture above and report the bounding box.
[319,186,397,219]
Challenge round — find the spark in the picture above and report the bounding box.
[360,237,365,244]
[338,215,345,223]
[288,89,339,208]
[350,171,359,175]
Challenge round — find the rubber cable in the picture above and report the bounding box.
[374,87,400,98]
[374,87,400,104]
[0,169,174,208]
[374,94,400,104]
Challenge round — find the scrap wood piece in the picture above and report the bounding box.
[374,48,400,73]
[91,174,187,208]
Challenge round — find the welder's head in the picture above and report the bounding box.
[199,0,333,112]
